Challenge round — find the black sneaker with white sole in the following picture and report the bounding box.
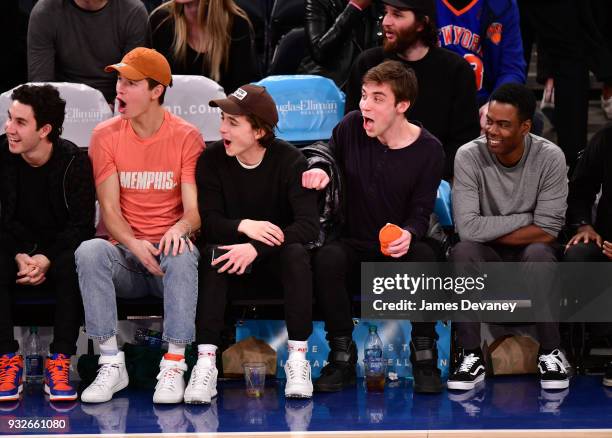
[538,349,569,390]
[447,349,485,391]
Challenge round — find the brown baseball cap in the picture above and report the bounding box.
[105,47,172,87]
[209,84,278,126]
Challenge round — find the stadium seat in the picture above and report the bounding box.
[163,75,225,142]
[268,27,307,76]
[434,179,453,227]
[0,82,113,148]
[255,75,345,143]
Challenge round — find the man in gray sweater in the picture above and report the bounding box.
[448,83,569,392]
[28,0,150,104]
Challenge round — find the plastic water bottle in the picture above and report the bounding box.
[25,327,44,384]
[364,325,383,360]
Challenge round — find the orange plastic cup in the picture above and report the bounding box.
[379,223,403,256]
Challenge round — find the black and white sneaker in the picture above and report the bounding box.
[603,361,612,387]
[538,349,569,390]
[447,349,485,391]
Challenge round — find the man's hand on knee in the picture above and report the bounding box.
[129,239,164,276]
[212,243,257,275]
[565,225,602,251]
[159,222,194,256]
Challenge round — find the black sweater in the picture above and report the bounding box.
[567,123,612,241]
[345,46,480,178]
[0,135,96,258]
[328,111,444,250]
[195,139,319,258]
[150,9,259,94]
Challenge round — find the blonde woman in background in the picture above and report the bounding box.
[150,0,259,94]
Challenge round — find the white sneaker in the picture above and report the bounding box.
[153,356,188,404]
[284,359,313,399]
[184,357,218,404]
[81,352,129,403]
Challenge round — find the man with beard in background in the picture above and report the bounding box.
[345,0,479,178]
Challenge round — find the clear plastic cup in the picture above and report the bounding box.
[364,358,386,393]
[243,362,266,398]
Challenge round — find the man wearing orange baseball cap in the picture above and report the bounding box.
[75,47,205,405]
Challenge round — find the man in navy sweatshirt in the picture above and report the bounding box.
[303,60,445,394]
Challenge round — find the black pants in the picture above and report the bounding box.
[519,0,590,170]
[196,243,313,345]
[449,241,561,351]
[564,241,609,262]
[312,238,440,341]
[0,249,83,355]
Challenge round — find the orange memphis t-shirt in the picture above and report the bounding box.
[89,111,205,243]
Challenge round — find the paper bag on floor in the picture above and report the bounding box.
[222,336,277,378]
[489,335,539,375]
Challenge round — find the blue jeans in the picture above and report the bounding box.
[75,238,200,345]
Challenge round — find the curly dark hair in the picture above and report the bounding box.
[11,84,66,144]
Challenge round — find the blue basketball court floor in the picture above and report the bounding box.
[2,375,612,437]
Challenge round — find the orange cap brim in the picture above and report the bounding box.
[104,63,147,81]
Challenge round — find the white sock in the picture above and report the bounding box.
[197,344,217,367]
[167,343,185,358]
[99,336,119,356]
[288,340,307,361]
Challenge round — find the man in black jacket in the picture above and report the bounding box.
[186,84,319,404]
[300,0,383,88]
[344,0,479,178]
[0,84,95,402]
[565,123,612,262]
[564,123,612,387]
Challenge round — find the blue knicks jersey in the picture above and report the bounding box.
[437,0,488,93]
[436,0,523,103]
